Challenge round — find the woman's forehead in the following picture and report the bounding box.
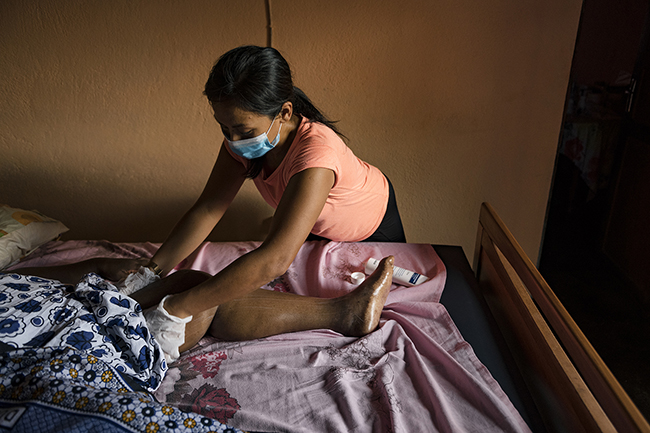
[211,102,268,128]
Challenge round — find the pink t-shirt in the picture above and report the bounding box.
[225,118,388,241]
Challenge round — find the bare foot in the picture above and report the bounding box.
[336,256,394,336]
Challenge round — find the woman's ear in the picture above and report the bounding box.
[279,101,293,122]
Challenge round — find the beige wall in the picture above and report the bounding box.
[0,0,582,262]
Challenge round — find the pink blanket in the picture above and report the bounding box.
[12,240,530,432]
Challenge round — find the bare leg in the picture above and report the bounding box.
[130,269,212,310]
[14,256,394,354]
[144,257,393,352]
[208,256,394,341]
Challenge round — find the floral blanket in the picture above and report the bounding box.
[0,347,242,433]
[0,272,165,392]
[0,270,242,432]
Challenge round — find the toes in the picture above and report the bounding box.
[375,256,394,276]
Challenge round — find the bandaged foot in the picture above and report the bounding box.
[117,266,159,296]
[144,295,193,363]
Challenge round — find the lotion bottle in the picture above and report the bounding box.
[364,258,429,286]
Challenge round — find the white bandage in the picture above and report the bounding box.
[144,295,193,363]
[117,266,160,296]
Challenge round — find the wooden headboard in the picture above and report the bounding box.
[473,202,649,433]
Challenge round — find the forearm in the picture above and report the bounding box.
[151,204,224,274]
[165,244,292,317]
[150,145,247,275]
[160,168,333,318]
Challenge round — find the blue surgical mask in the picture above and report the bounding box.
[226,116,282,159]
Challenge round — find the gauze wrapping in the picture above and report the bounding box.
[117,266,159,296]
[144,295,193,363]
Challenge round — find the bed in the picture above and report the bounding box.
[0,202,648,432]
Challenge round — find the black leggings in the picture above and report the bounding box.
[361,176,406,242]
[307,175,407,243]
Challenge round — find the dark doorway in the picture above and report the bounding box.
[539,0,650,420]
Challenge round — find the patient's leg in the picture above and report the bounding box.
[133,257,394,354]
[129,270,217,359]
[205,256,394,343]
[16,255,394,357]
[129,269,211,309]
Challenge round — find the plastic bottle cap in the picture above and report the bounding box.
[350,272,365,285]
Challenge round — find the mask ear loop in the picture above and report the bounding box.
[264,115,277,135]
[268,108,285,143]
[270,122,283,148]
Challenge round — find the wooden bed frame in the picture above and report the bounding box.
[473,202,650,432]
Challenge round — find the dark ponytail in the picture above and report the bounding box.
[291,86,345,138]
[204,45,345,178]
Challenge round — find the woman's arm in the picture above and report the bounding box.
[150,144,247,274]
[163,167,335,318]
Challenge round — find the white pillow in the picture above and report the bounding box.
[0,205,69,270]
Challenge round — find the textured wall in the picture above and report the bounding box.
[0,0,582,262]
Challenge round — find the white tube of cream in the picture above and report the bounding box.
[364,258,429,286]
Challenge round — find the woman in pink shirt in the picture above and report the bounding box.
[149,45,405,267]
[129,46,405,356]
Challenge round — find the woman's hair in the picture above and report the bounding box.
[204,45,344,178]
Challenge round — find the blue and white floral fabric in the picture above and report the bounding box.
[0,272,166,392]
[0,346,242,433]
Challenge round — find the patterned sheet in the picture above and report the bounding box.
[0,347,242,433]
[0,269,242,432]
[0,272,165,392]
[156,241,532,432]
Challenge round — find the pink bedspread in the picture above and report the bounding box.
[12,240,530,432]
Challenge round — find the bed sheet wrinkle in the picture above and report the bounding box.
[377,320,466,431]
[381,306,504,400]
[176,241,259,276]
[398,325,524,433]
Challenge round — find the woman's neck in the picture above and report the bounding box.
[263,114,301,175]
